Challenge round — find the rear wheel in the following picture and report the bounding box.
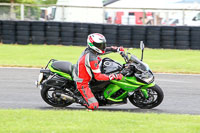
[129,84,164,109]
[41,85,73,107]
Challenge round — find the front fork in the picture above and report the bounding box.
[139,83,155,99]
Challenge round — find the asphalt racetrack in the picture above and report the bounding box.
[0,67,199,115]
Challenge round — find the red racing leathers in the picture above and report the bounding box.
[73,47,120,110]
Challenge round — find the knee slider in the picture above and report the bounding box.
[88,102,99,110]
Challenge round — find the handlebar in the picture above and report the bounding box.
[119,51,129,63]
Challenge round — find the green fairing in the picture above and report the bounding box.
[104,84,128,102]
[48,62,73,80]
[104,76,155,102]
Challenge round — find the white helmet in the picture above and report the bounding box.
[87,33,107,54]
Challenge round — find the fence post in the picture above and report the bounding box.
[182,10,185,25]
[154,12,157,25]
[62,5,65,21]
[10,2,15,20]
[142,9,146,25]
[103,6,105,24]
[166,12,169,25]
[20,4,24,20]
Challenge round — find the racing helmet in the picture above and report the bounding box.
[87,33,107,54]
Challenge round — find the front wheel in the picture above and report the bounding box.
[129,84,164,109]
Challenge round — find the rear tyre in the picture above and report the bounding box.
[129,84,164,109]
[41,84,73,107]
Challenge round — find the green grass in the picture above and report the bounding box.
[0,109,199,133]
[0,44,200,73]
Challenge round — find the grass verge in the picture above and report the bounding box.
[0,109,199,133]
[0,44,200,73]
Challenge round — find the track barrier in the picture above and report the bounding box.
[0,20,199,49]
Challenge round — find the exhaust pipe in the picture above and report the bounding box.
[60,94,75,102]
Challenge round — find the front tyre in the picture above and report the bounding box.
[129,84,164,109]
[41,85,73,107]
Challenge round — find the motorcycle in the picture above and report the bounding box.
[36,42,164,109]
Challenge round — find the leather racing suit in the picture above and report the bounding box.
[73,47,119,110]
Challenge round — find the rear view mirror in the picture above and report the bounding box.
[140,41,145,50]
[140,41,145,61]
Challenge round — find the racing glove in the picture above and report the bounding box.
[117,46,124,52]
[110,46,124,52]
[109,74,123,80]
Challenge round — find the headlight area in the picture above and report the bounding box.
[135,71,154,84]
[142,75,154,84]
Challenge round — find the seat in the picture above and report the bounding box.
[51,61,72,75]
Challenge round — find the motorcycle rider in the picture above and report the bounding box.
[73,33,124,110]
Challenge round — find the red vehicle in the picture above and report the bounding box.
[115,11,152,25]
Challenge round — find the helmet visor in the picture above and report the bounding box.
[93,42,107,51]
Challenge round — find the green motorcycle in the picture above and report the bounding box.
[36,43,164,109]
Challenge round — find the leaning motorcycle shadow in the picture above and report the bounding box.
[39,106,165,114]
[98,108,165,114]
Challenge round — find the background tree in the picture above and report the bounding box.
[0,0,57,4]
[0,0,57,20]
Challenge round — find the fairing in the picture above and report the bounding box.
[104,76,155,102]
[100,58,122,74]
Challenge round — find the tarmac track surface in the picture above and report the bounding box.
[0,67,200,115]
